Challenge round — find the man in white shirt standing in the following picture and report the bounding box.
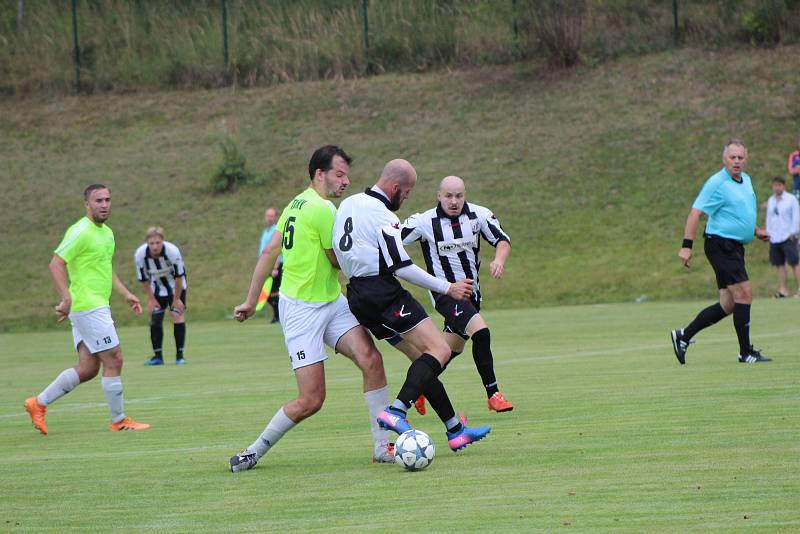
[765,176,800,298]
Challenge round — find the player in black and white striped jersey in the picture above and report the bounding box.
[333,159,491,452]
[134,227,188,365]
[396,175,513,413]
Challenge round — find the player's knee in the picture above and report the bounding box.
[297,394,325,418]
[75,365,99,382]
[358,347,385,375]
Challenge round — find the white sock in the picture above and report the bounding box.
[101,376,125,423]
[247,407,296,459]
[37,368,80,406]
[363,385,391,448]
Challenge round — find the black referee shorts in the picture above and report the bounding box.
[704,234,748,289]
[433,293,480,339]
[346,275,428,341]
[271,262,283,294]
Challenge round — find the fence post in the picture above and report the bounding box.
[672,0,680,46]
[221,0,229,66]
[362,0,374,74]
[71,0,81,91]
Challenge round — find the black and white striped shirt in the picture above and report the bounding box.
[333,188,413,278]
[134,241,187,297]
[401,202,510,298]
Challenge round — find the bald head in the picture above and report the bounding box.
[379,159,417,186]
[264,207,277,227]
[375,159,418,211]
[438,175,467,216]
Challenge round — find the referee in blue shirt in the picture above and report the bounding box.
[671,139,772,364]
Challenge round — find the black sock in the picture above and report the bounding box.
[440,351,461,373]
[683,303,728,340]
[174,323,186,357]
[396,354,441,407]
[150,311,164,359]
[471,328,498,397]
[422,377,456,425]
[733,303,752,355]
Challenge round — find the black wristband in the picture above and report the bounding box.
[682,238,693,249]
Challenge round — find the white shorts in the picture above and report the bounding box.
[279,293,360,370]
[69,306,120,354]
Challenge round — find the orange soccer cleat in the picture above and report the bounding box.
[109,416,151,432]
[414,395,427,416]
[487,391,514,413]
[24,397,48,435]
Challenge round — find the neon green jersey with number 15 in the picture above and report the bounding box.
[275,187,341,302]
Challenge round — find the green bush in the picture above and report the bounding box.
[210,138,262,193]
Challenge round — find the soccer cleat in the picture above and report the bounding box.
[108,417,151,432]
[413,395,427,416]
[230,451,258,472]
[446,424,491,452]
[376,406,412,435]
[738,346,771,363]
[24,397,48,435]
[487,391,514,412]
[372,442,396,464]
[144,357,164,366]
[670,329,694,365]
[175,357,187,365]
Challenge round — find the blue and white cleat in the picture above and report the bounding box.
[376,406,412,435]
[446,424,491,451]
[144,357,164,366]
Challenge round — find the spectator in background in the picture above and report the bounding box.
[788,138,800,198]
[259,207,282,323]
[765,176,800,298]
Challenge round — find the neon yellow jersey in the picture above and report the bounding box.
[54,217,115,312]
[276,188,340,302]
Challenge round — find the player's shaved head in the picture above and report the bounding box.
[376,159,417,211]
[438,175,467,217]
[439,175,465,192]
[379,159,417,186]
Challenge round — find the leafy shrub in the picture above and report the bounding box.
[210,138,262,193]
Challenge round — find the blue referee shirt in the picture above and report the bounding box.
[692,167,757,244]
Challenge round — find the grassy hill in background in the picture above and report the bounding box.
[1,45,798,331]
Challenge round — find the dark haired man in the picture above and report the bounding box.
[671,140,771,364]
[765,176,800,298]
[24,184,150,435]
[228,146,395,472]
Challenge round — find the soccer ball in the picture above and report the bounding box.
[394,429,435,471]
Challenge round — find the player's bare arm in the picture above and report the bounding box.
[324,248,340,269]
[679,208,704,268]
[754,226,769,241]
[235,230,282,322]
[140,279,160,312]
[490,241,511,279]
[49,254,71,322]
[112,271,142,315]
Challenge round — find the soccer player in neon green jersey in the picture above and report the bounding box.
[24,184,151,435]
[229,145,394,472]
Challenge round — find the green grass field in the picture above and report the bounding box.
[2,301,797,532]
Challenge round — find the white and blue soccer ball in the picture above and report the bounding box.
[394,429,435,471]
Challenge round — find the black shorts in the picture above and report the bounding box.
[155,289,187,312]
[271,262,283,294]
[433,293,481,339]
[769,240,799,267]
[346,275,428,341]
[704,234,748,289]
